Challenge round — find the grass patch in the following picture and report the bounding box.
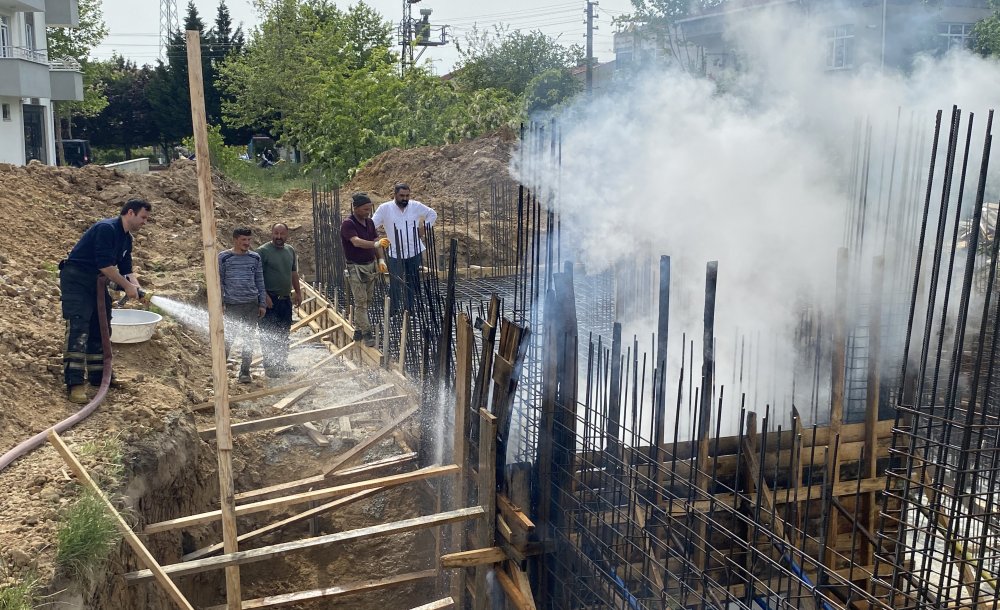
[223,161,314,199]
[77,435,125,488]
[55,492,121,584]
[0,573,40,610]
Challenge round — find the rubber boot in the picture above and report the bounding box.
[238,361,252,384]
[363,331,376,348]
[68,385,88,404]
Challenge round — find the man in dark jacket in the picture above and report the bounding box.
[60,199,151,403]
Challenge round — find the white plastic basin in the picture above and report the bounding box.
[110,309,163,344]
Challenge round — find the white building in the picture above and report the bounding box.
[0,0,82,165]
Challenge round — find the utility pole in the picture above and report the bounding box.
[585,1,597,95]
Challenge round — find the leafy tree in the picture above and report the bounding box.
[46,0,109,159]
[75,56,158,159]
[627,0,724,22]
[973,0,1000,56]
[454,26,582,96]
[524,67,581,116]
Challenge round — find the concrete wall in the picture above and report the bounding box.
[104,158,150,174]
[50,67,81,100]
[0,96,24,165]
[43,0,77,27]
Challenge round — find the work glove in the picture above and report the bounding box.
[378,260,388,274]
[375,237,390,249]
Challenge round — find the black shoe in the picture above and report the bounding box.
[363,331,376,348]
[353,329,363,342]
[265,368,281,379]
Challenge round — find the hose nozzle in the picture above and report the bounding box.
[115,288,152,308]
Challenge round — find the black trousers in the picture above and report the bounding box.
[387,253,422,315]
[60,263,112,387]
[262,292,292,370]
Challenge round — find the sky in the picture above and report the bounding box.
[91,0,631,72]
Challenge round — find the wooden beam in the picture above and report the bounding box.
[199,390,402,439]
[202,569,437,609]
[144,464,460,534]
[440,547,505,568]
[669,477,888,513]
[321,405,419,475]
[289,306,329,333]
[234,452,417,502]
[195,379,316,411]
[300,422,330,446]
[128,507,484,583]
[273,386,314,411]
[495,564,533,610]
[453,312,473,604]
[48,431,195,610]
[496,493,534,533]
[183,487,384,561]
[475,409,498,610]
[409,599,455,610]
[186,29,241,610]
[509,562,536,610]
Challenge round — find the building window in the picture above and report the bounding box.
[825,24,854,70]
[1,104,9,121]
[0,16,10,58]
[938,23,974,51]
[24,13,34,52]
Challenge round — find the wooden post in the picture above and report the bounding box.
[825,246,849,570]
[398,310,410,374]
[474,409,497,610]
[186,30,242,610]
[863,255,884,568]
[48,431,195,610]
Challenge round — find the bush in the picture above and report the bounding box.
[0,575,39,610]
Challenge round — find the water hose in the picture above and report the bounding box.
[0,275,112,472]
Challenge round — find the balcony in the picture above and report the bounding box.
[49,57,82,101]
[0,46,51,99]
[45,0,79,27]
[0,0,45,12]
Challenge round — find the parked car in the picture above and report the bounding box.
[59,139,93,167]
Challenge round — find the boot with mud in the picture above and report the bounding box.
[68,385,88,404]
[238,361,252,384]
[363,330,376,348]
[353,328,363,343]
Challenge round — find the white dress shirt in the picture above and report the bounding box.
[371,199,438,259]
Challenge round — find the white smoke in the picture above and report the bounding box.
[513,4,1000,434]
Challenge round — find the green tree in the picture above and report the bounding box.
[75,56,158,159]
[46,0,109,159]
[973,0,1000,56]
[454,26,582,96]
[524,68,582,116]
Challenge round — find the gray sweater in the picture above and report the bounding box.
[219,250,266,306]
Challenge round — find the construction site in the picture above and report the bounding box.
[5,3,1000,609]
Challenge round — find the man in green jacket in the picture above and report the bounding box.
[257,223,302,377]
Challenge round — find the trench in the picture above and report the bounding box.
[44,348,439,610]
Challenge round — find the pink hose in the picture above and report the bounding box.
[0,276,113,472]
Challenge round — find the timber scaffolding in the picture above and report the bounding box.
[305,107,1000,610]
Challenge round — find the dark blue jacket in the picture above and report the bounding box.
[66,216,134,275]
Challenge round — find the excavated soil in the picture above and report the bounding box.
[0,132,513,607]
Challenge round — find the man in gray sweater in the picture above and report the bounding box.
[219,227,267,383]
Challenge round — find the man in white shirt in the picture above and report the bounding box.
[371,182,438,315]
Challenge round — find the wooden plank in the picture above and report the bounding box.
[475,409,498,610]
[289,306,328,333]
[826,246,848,570]
[509,562,536,610]
[144,464,459,534]
[193,378,317,412]
[183,488,384,561]
[199,390,402,439]
[273,386,314,411]
[495,564,532,610]
[321,405,420,475]
[864,255,884,569]
[48,431,195,610]
[496,493,535,533]
[301,422,330,447]
[202,569,437,609]
[128,507,484,583]
[397,310,409,374]
[440,547,505,568]
[186,29,241,610]
[409,598,455,610]
[452,312,474,606]
[669,477,889,513]
[234,453,417,502]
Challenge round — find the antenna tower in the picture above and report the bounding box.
[159,0,180,62]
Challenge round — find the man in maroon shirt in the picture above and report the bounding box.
[341,192,388,347]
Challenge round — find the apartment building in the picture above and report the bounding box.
[613,0,993,80]
[0,0,82,165]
